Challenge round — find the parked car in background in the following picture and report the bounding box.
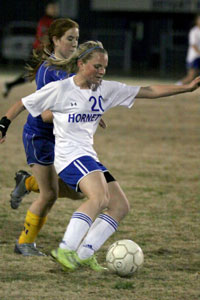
[1,21,36,61]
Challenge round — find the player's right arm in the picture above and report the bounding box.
[0,100,25,143]
[1,80,58,142]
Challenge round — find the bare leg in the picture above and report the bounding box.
[29,164,58,216]
[78,171,110,219]
[105,180,130,221]
[17,164,58,249]
[56,171,109,251]
[76,180,130,260]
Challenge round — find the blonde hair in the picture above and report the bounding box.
[47,40,107,74]
[26,18,79,81]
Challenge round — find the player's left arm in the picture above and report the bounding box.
[136,76,200,99]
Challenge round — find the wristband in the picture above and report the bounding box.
[0,116,11,137]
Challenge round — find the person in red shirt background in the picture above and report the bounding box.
[3,0,59,97]
[33,0,59,50]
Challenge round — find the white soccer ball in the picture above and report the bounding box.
[106,239,144,277]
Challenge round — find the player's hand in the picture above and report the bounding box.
[0,116,11,142]
[99,118,107,129]
[187,76,200,92]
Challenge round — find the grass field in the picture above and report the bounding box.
[0,73,199,300]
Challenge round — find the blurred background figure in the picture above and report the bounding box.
[177,14,200,85]
[2,1,200,84]
[32,0,59,50]
[2,0,59,98]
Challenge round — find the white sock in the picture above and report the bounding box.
[77,213,118,260]
[59,212,92,251]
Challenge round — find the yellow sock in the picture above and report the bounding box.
[18,210,47,244]
[25,175,39,193]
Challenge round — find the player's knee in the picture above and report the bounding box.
[97,190,110,211]
[116,197,130,219]
[42,187,58,206]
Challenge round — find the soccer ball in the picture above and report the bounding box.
[106,239,144,277]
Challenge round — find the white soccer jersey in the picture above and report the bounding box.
[186,26,200,63]
[22,76,140,173]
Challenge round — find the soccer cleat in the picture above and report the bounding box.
[2,83,11,98]
[77,255,107,272]
[14,241,46,256]
[10,170,31,209]
[51,248,78,271]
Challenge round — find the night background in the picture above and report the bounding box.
[0,0,199,78]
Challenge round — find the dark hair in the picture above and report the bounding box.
[47,40,107,74]
[26,18,79,81]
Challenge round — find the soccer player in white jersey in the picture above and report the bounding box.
[178,14,200,84]
[1,41,200,271]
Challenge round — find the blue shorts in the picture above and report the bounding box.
[23,128,55,165]
[187,57,200,69]
[59,156,115,192]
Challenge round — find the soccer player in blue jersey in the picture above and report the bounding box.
[1,41,200,269]
[0,18,81,256]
